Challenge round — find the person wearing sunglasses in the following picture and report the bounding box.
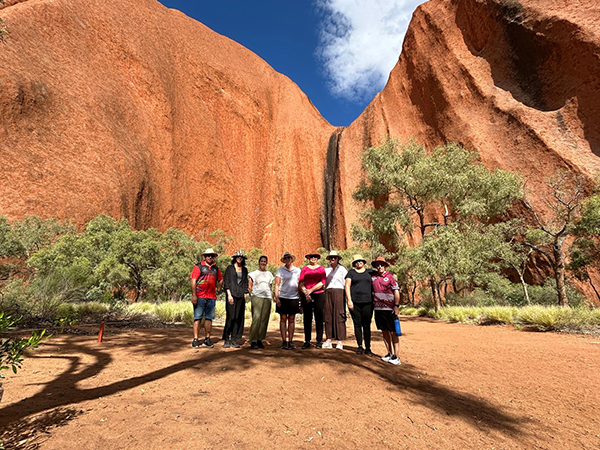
[371,257,401,365]
[274,252,301,349]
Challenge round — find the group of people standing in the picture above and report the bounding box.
[189,248,402,365]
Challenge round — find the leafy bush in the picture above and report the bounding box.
[400,305,599,333]
[1,313,46,378]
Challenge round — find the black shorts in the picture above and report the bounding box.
[277,297,301,316]
[375,310,396,332]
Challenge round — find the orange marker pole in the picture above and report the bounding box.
[98,321,105,343]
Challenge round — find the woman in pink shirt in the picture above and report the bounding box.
[299,252,327,349]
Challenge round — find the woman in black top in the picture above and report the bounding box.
[223,250,249,348]
[344,254,374,356]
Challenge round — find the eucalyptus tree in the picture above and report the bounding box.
[522,171,594,307]
[353,138,523,310]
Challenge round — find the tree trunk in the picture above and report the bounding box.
[554,239,568,307]
[430,278,441,312]
[518,272,531,305]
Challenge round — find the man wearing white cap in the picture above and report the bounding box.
[190,248,223,348]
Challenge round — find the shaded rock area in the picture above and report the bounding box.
[1,0,600,264]
[0,0,333,257]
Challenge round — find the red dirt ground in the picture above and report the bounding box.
[1,317,599,449]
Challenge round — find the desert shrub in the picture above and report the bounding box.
[482,306,517,325]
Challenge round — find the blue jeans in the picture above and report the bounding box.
[193,298,216,321]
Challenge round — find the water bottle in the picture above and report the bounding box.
[394,318,402,336]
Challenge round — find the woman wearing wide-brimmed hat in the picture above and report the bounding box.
[323,250,348,349]
[223,250,249,348]
[274,252,301,349]
[371,256,401,365]
[299,251,327,349]
[344,254,374,356]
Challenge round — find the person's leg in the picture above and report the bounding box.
[351,304,363,348]
[193,319,200,339]
[334,290,347,343]
[288,315,296,346]
[223,297,235,341]
[313,292,325,344]
[302,296,313,344]
[362,303,373,351]
[232,296,245,342]
[249,296,261,343]
[258,297,271,341]
[392,332,400,356]
[204,299,215,339]
[324,290,333,342]
[382,330,392,355]
[280,314,288,342]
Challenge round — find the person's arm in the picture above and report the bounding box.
[248,275,254,297]
[190,278,198,305]
[222,267,232,302]
[308,267,326,294]
[274,276,281,306]
[393,289,400,316]
[344,277,353,311]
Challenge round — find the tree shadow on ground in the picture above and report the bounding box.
[0,326,531,444]
[0,407,83,450]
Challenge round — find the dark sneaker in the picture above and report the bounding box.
[202,337,214,348]
[365,348,374,357]
[288,341,296,350]
[302,342,311,349]
[356,346,364,355]
[232,341,241,348]
[223,340,231,349]
[315,342,323,349]
[192,338,200,348]
[281,341,288,350]
[250,342,258,349]
[257,340,265,349]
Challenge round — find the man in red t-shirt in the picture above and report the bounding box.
[190,248,223,348]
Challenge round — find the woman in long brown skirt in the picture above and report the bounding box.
[323,251,348,349]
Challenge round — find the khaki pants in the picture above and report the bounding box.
[249,296,272,342]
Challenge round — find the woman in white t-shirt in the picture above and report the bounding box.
[274,252,301,350]
[248,255,275,349]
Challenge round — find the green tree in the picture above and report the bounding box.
[568,191,600,302]
[353,138,523,310]
[522,171,592,307]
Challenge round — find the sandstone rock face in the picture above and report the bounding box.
[330,0,600,250]
[2,0,600,274]
[0,0,333,258]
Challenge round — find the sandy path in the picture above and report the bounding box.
[1,317,599,449]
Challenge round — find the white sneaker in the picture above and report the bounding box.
[322,341,333,349]
[336,341,343,350]
[382,353,392,362]
[388,355,401,365]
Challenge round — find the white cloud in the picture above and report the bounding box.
[315,0,425,102]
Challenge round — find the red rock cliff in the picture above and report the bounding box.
[330,0,600,249]
[2,0,600,265]
[0,0,334,258]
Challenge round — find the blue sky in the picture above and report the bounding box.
[158,1,424,127]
